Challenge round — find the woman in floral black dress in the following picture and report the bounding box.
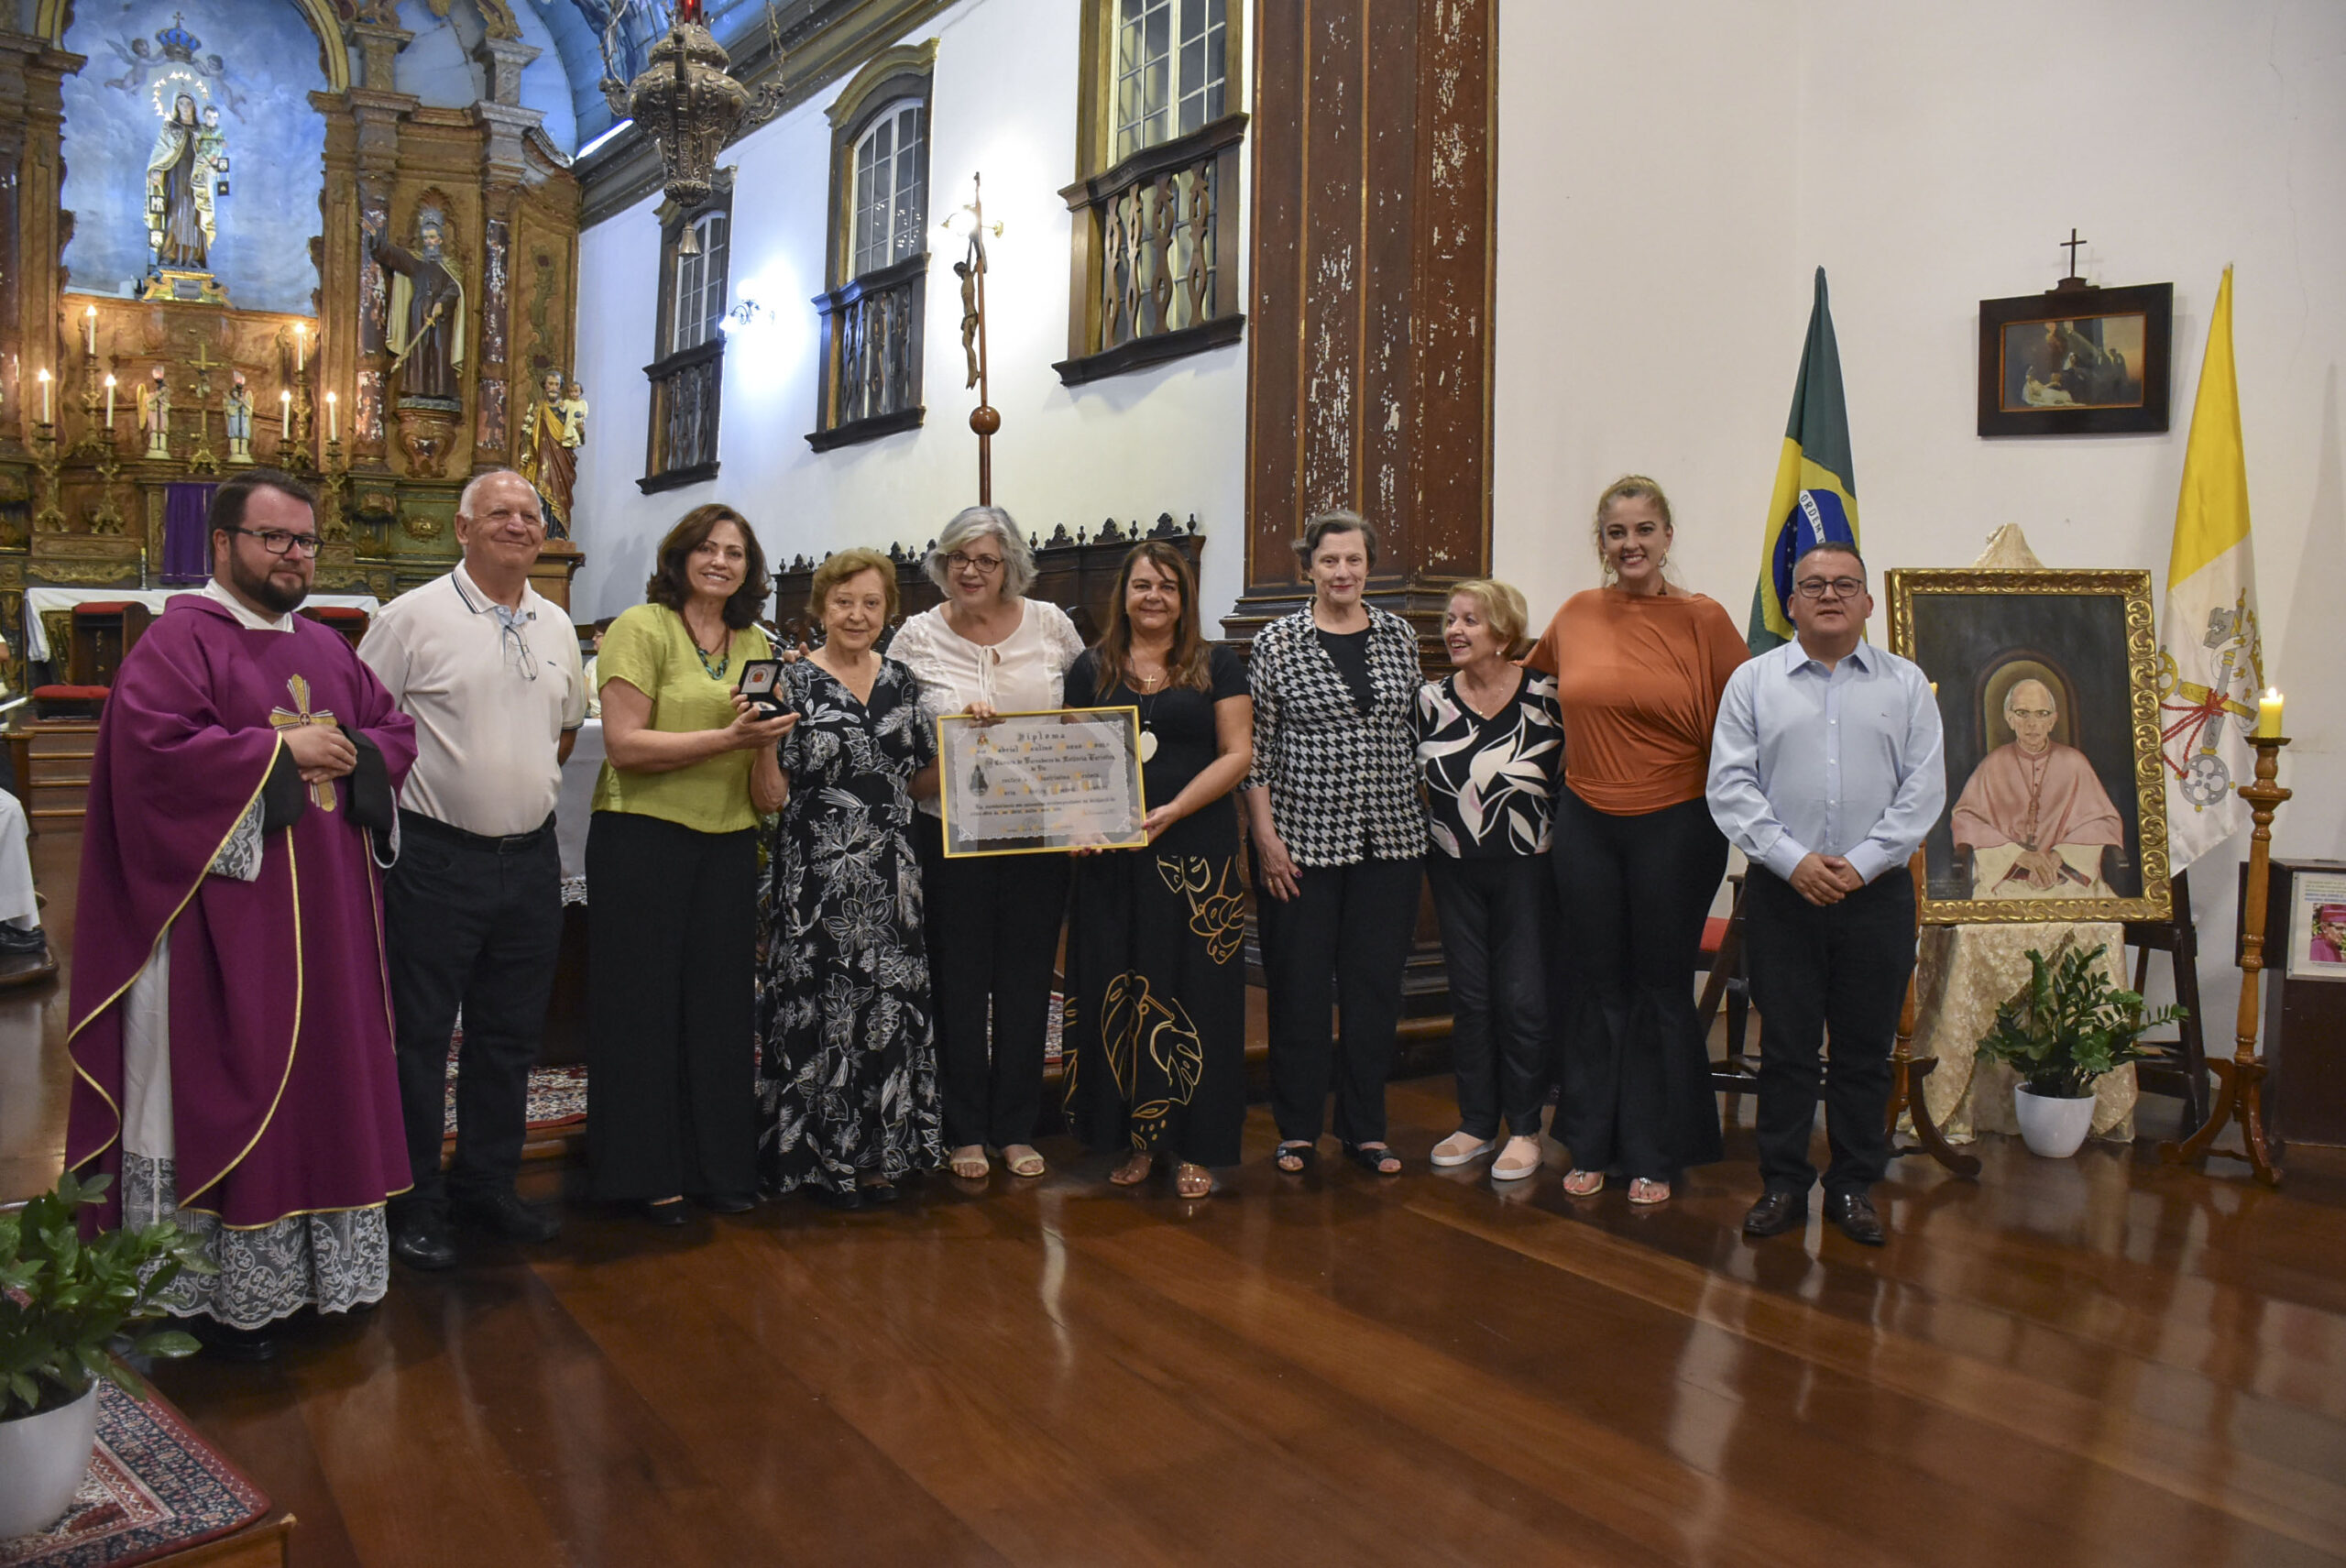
[758,549,945,1207]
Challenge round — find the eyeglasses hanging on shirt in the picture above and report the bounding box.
[492,603,538,682]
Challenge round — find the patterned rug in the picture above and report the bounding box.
[438,997,1065,1140]
[0,1381,269,1567]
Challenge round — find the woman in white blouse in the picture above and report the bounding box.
[891,507,1084,1184]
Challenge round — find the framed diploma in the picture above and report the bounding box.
[936,707,1148,857]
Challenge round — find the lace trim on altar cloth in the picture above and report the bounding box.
[208,799,266,883]
[120,1150,389,1330]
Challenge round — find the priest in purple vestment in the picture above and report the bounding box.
[65,469,417,1361]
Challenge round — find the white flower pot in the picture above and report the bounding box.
[2012,1085,2097,1158]
[0,1380,99,1540]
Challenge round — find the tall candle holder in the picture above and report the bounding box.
[28,421,66,533]
[88,444,127,536]
[72,340,112,457]
[2159,734,2290,1186]
[319,436,349,540]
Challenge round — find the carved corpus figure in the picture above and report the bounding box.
[371,206,467,406]
[146,92,218,269]
[1949,677,2126,898]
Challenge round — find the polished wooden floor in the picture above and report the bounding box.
[7,827,2346,1567]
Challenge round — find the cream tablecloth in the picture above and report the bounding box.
[1913,920,2138,1143]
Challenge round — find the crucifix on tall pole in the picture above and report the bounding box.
[948,173,1003,505]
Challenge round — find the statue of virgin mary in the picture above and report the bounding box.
[146,92,217,269]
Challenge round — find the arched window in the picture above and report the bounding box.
[809,44,936,452]
[1113,0,1229,163]
[670,210,730,356]
[642,181,733,492]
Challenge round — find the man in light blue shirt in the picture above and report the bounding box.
[1707,543,1944,1246]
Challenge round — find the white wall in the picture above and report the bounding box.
[1495,0,2346,1020]
[569,0,1250,633]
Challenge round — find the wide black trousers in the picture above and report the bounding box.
[584,810,759,1202]
[1259,855,1422,1147]
[1428,853,1553,1140]
[385,810,564,1218]
[913,812,1070,1150]
[1743,865,1916,1197]
[1551,791,1727,1182]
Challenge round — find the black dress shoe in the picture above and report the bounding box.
[640,1199,692,1227]
[451,1190,561,1244]
[0,923,47,956]
[1825,1190,1886,1247]
[191,1317,280,1363]
[391,1211,459,1271]
[1742,1189,1810,1238]
[806,1183,863,1211]
[693,1192,758,1214]
[858,1180,900,1205]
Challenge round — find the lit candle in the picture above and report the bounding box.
[37,367,49,423]
[326,390,337,443]
[2255,688,2284,739]
[83,304,95,356]
[293,323,305,374]
[104,373,115,430]
[280,389,291,428]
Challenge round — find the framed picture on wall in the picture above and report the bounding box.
[1977,282,2174,436]
[1885,567,2171,925]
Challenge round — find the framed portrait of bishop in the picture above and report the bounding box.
[1886,567,2171,925]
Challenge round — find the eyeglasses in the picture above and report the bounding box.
[945,551,1005,575]
[1793,576,1866,600]
[494,612,539,683]
[229,527,323,558]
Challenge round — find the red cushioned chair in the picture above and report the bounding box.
[30,600,151,718]
[301,604,370,649]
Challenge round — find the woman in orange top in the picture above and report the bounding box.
[1525,476,1747,1205]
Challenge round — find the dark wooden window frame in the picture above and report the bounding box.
[641,177,733,493]
[807,43,936,453]
[1056,0,1246,386]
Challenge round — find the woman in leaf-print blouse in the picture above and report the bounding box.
[1411,579,1564,1185]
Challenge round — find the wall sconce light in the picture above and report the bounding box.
[721,294,775,334]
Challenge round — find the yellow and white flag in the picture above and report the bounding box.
[2156,267,2264,872]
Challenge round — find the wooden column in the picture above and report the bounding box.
[1226,0,1496,644]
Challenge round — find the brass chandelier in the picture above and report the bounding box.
[598,0,785,250]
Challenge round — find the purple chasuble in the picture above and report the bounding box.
[67,597,418,1231]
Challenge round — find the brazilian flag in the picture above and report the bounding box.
[1748,268,1859,653]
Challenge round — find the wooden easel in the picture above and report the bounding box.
[1886,851,1980,1177]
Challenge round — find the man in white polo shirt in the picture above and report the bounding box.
[359,469,586,1269]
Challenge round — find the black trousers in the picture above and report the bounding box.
[584,810,759,1202]
[1744,865,1916,1197]
[1428,854,1552,1139]
[386,810,564,1218]
[1551,791,1727,1181]
[1260,855,1421,1146]
[914,812,1069,1149]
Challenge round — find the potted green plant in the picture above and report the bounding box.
[1,1169,213,1539]
[1975,941,2187,1158]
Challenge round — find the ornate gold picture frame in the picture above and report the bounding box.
[1886,567,2170,925]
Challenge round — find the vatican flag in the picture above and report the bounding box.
[1747,268,1859,653]
[2157,267,2264,872]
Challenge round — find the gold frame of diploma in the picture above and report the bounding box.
[1886,566,2172,925]
[935,706,1151,858]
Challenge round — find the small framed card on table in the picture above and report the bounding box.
[936,707,1149,857]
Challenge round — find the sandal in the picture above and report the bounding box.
[1628,1177,1672,1205]
[1491,1135,1542,1182]
[948,1146,990,1180]
[1343,1142,1403,1177]
[997,1145,1047,1179]
[1275,1141,1315,1174]
[1110,1151,1155,1188]
[1562,1168,1605,1198]
[1431,1131,1496,1168]
[1173,1162,1213,1199]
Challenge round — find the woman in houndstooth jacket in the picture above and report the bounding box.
[1242,510,1427,1177]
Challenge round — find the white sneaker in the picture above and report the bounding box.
[1491,1135,1542,1182]
[1431,1131,1496,1167]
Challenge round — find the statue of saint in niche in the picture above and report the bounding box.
[146,92,220,269]
[138,365,173,459]
[369,205,467,408]
[519,369,586,536]
[224,371,254,465]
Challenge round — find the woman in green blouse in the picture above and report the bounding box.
[586,504,794,1223]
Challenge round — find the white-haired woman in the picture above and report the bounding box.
[891,507,1084,1183]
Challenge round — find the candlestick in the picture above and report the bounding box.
[104,373,115,431]
[38,367,49,422]
[83,304,96,356]
[2255,688,2284,739]
[326,390,338,443]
